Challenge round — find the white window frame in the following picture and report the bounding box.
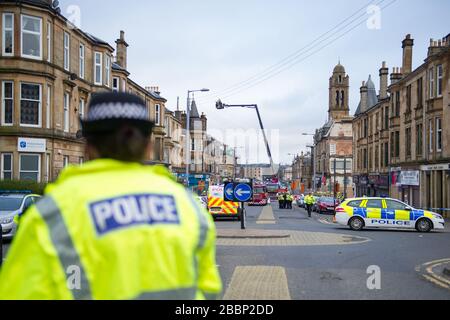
[21,14,42,60]
[64,92,70,132]
[104,54,111,87]
[63,31,70,71]
[79,98,85,118]
[46,85,51,129]
[2,81,14,126]
[112,77,119,92]
[19,153,41,183]
[1,153,13,180]
[63,155,69,168]
[46,21,51,62]
[79,43,85,79]
[429,67,435,99]
[94,52,103,85]
[20,82,42,128]
[2,13,14,56]
[155,104,161,125]
[436,118,442,152]
[437,64,443,97]
[429,119,433,153]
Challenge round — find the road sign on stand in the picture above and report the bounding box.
[234,183,253,202]
[224,183,235,202]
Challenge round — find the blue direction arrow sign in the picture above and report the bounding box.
[234,183,253,202]
[224,183,235,201]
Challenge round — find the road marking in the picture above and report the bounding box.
[223,266,291,300]
[318,218,335,225]
[217,230,370,246]
[417,258,450,291]
[256,206,276,224]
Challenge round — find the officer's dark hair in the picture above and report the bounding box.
[85,124,151,162]
[81,92,154,163]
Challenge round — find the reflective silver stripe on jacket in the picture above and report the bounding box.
[135,287,197,300]
[36,196,93,300]
[187,193,209,251]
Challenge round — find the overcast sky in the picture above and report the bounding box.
[67,0,449,165]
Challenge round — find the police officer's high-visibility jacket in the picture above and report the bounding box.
[0,159,222,300]
[305,196,315,205]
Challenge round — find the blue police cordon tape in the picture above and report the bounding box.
[428,208,450,211]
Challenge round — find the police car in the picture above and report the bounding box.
[0,191,41,239]
[335,197,445,233]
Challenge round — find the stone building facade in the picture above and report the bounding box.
[0,0,167,183]
[352,33,450,216]
[314,63,353,197]
[353,65,391,198]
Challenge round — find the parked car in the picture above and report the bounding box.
[335,197,445,232]
[313,197,340,214]
[0,191,41,240]
[296,195,305,208]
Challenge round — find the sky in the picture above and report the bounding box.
[66,0,450,165]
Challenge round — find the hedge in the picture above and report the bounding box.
[0,180,47,195]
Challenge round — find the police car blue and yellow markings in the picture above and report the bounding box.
[89,193,180,236]
[337,198,445,230]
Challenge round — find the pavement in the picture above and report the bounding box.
[215,203,450,300]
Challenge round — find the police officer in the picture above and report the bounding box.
[278,193,285,209]
[0,93,222,300]
[305,193,315,218]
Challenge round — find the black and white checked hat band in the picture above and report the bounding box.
[86,102,149,122]
[81,92,154,136]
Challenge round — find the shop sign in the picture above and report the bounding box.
[400,171,420,186]
[18,137,46,153]
[421,164,450,171]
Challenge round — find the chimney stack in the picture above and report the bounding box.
[115,30,129,70]
[390,67,403,85]
[360,81,368,113]
[379,61,389,100]
[402,34,414,75]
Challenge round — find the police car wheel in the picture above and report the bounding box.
[349,217,364,231]
[416,218,432,233]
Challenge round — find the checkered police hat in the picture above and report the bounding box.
[81,92,154,136]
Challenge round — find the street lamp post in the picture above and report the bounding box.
[185,88,210,189]
[303,133,316,193]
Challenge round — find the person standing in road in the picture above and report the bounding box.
[305,193,315,217]
[0,92,222,300]
[278,193,285,209]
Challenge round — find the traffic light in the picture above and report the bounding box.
[216,100,225,110]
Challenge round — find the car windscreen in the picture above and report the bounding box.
[321,197,335,203]
[0,197,23,213]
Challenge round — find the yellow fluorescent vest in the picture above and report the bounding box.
[0,159,222,300]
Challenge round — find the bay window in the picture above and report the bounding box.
[429,67,434,98]
[79,98,85,118]
[1,153,13,180]
[20,83,41,127]
[112,77,119,92]
[64,32,70,71]
[105,54,111,87]
[94,52,102,85]
[19,154,41,182]
[437,65,443,97]
[2,81,13,125]
[436,118,442,152]
[46,85,51,129]
[2,13,14,56]
[64,92,70,132]
[155,104,161,125]
[21,15,42,59]
[46,21,51,62]
[79,44,85,79]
